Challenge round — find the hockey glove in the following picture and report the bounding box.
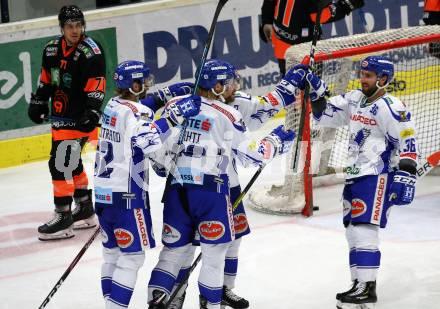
[338,0,364,15]
[77,109,101,132]
[306,72,329,102]
[388,170,416,206]
[28,93,49,124]
[261,125,295,158]
[274,64,308,106]
[151,161,167,178]
[156,82,194,103]
[165,95,201,126]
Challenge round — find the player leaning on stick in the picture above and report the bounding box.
[162,59,311,309]
[305,56,418,309]
[147,59,297,309]
[27,5,106,241]
[94,60,201,309]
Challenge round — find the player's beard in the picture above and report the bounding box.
[362,84,378,98]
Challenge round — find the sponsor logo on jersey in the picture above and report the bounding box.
[84,37,101,54]
[351,199,367,218]
[199,221,225,241]
[95,187,113,204]
[185,116,214,132]
[346,165,360,175]
[400,128,415,138]
[115,228,134,248]
[62,73,72,88]
[162,223,181,244]
[350,114,377,126]
[134,208,149,247]
[175,167,204,185]
[233,213,248,234]
[371,175,387,225]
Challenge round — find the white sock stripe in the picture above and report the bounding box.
[101,276,112,280]
[108,297,129,308]
[356,249,379,253]
[357,266,380,269]
[112,280,134,291]
[224,272,237,276]
[198,281,222,291]
[154,267,177,279]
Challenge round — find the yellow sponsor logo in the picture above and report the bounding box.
[248,140,257,151]
[400,128,415,138]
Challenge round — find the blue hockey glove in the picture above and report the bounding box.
[261,125,296,157]
[156,82,194,103]
[274,64,308,106]
[151,161,167,178]
[388,171,416,205]
[165,95,201,126]
[306,72,328,102]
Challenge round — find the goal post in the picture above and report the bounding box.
[248,25,440,216]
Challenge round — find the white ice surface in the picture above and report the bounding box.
[1,121,440,309]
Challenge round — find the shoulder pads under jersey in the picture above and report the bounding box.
[77,37,102,58]
[378,94,411,122]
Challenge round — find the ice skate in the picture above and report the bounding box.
[168,291,186,309]
[72,189,96,229]
[337,281,377,309]
[148,289,167,309]
[221,286,249,308]
[38,210,74,241]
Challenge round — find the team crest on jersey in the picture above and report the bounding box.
[351,199,367,218]
[233,213,248,234]
[199,221,225,241]
[115,228,134,248]
[162,223,181,244]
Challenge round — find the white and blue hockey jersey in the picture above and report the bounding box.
[153,95,283,194]
[94,96,173,206]
[228,90,287,187]
[315,90,418,179]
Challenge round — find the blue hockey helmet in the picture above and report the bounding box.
[197,59,240,91]
[360,56,394,84]
[113,61,153,90]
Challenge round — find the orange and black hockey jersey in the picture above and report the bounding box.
[36,35,106,139]
[424,0,440,25]
[261,0,361,45]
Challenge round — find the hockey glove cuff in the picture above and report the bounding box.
[165,95,201,126]
[260,125,295,158]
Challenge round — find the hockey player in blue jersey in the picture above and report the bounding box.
[94,60,201,309]
[159,59,309,309]
[305,56,418,309]
[147,59,298,309]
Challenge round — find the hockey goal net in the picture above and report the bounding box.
[248,25,440,216]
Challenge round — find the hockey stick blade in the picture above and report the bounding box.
[38,227,100,309]
[416,151,440,178]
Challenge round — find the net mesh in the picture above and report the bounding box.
[248,25,440,215]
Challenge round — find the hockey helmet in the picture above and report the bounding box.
[197,59,241,91]
[58,5,85,27]
[360,56,394,84]
[113,61,152,90]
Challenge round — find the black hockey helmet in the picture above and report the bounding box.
[58,5,85,27]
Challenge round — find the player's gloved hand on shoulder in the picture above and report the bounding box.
[77,109,101,132]
[338,0,364,14]
[28,93,49,124]
[261,125,296,157]
[388,170,416,206]
[273,64,308,106]
[165,95,201,126]
[306,72,329,102]
[156,82,194,103]
[151,161,167,178]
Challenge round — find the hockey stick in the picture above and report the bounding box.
[38,227,100,309]
[164,0,229,189]
[291,0,331,173]
[417,151,440,178]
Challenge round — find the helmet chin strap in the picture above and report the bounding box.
[366,78,389,99]
[211,85,226,102]
[129,84,146,97]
